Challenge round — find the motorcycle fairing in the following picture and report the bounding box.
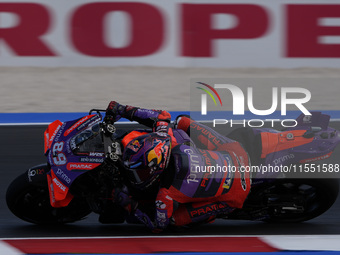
[299,151,333,164]
[44,114,105,208]
[44,119,63,154]
[47,170,74,208]
[254,112,340,178]
[260,130,314,158]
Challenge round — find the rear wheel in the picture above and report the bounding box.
[6,164,91,224]
[246,178,339,223]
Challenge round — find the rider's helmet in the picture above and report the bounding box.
[122,131,171,189]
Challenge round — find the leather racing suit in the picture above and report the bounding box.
[106,102,251,232]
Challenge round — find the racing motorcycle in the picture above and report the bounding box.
[6,110,340,227]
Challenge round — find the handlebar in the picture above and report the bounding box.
[89,109,106,117]
[98,115,123,179]
[98,114,122,164]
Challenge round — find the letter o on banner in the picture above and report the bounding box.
[71,2,164,56]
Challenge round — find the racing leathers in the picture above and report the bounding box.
[106,101,251,232]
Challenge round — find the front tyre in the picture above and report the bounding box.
[6,164,91,224]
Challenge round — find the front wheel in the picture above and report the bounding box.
[6,164,92,225]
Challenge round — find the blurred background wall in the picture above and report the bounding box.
[0,0,339,112]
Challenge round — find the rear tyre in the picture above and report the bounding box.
[248,178,339,223]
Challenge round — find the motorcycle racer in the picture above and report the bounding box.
[106,101,251,232]
[7,104,340,227]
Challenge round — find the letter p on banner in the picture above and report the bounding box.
[181,4,269,57]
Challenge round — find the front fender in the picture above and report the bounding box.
[27,163,50,186]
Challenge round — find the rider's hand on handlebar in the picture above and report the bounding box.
[105,101,125,123]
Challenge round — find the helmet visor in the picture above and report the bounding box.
[125,165,153,186]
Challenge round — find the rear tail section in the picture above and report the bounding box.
[291,112,330,131]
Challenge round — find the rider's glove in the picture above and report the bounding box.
[106,101,139,123]
[113,186,138,214]
[105,101,125,123]
[134,209,163,233]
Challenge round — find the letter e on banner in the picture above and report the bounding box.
[287,4,340,57]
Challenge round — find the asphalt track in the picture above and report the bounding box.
[1,123,340,238]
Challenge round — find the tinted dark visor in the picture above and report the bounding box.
[125,167,152,185]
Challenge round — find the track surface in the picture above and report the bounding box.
[1,123,340,238]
